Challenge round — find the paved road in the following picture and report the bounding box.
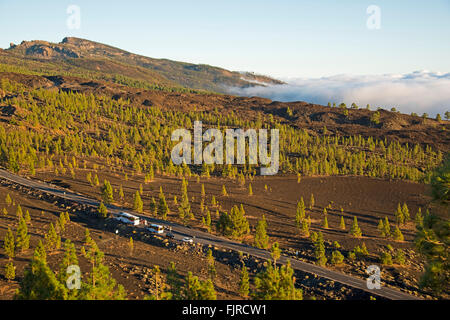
[0,168,421,300]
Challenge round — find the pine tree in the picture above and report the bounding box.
[230,206,249,239]
[415,211,448,294]
[415,208,424,227]
[145,265,172,300]
[16,204,23,219]
[119,185,124,201]
[377,218,386,237]
[58,212,67,232]
[4,227,15,259]
[206,249,216,280]
[222,185,228,196]
[150,197,157,215]
[5,193,12,206]
[15,246,68,300]
[301,218,310,237]
[16,216,30,252]
[158,187,169,219]
[340,216,346,230]
[239,263,250,298]
[24,210,31,224]
[97,201,108,218]
[349,216,362,237]
[81,237,127,300]
[166,262,183,299]
[205,209,212,232]
[84,228,92,245]
[310,193,315,209]
[101,180,114,204]
[129,237,134,255]
[182,272,216,300]
[253,260,302,300]
[383,216,391,237]
[331,250,344,265]
[402,203,410,222]
[322,214,329,229]
[380,251,393,265]
[393,226,404,241]
[394,249,406,265]
[45,223,61,251]
[179,178,192,220]
[133,190,143,213]
[296,197,305,227]
[271,242,281,266]
[93,174,100,186]
[395,203,404,225]
[201,184,205,198]
[314,232,327,266]
[254,216,269,249]
[57,240,78,298]
[5,261,15,281]
[34,240,47,263]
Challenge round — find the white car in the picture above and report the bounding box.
[182,237,193,244]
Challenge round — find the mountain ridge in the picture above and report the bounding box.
[3,37,283,93]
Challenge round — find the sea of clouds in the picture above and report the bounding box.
[231,70,450,117]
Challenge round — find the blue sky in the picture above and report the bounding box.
[1,0,449,78]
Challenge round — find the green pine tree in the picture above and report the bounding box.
[393,226,404,241]
[331,250,344,265]
[349,216,362,237]
[340,216,346,230]
[322,214,329,229]
[133,190,143,213]
[395,203,404,225]
[182,272,217,300]
[402,203,410,222]
[253,260,302,300]
[158,187,169,219]
[314,232,327,266]
[296,197,305,227]
[239,263,250,298]
[15,247,68,300]
[45,223,61,251]
[16,216,30,252]
[101,180,114,204]
[254,215,270,249]
[4,227,15,259]
[5,261,15,281]
[206,249,216,280]
[97,201,108,218]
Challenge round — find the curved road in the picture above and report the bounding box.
[0,168,421,300]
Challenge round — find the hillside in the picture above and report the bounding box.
[1,37,283,93]
[0,70,448,300]
[1,71,448,152]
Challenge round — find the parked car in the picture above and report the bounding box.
[166,232,175,239]
[182,237,193,244]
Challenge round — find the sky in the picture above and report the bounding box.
[0,0,449,114]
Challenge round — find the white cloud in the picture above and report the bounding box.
[230,71,450,116]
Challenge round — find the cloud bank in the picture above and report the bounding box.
[230,71,450,116]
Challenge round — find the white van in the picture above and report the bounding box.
[115,212,140,226]
[147,224,164,234]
